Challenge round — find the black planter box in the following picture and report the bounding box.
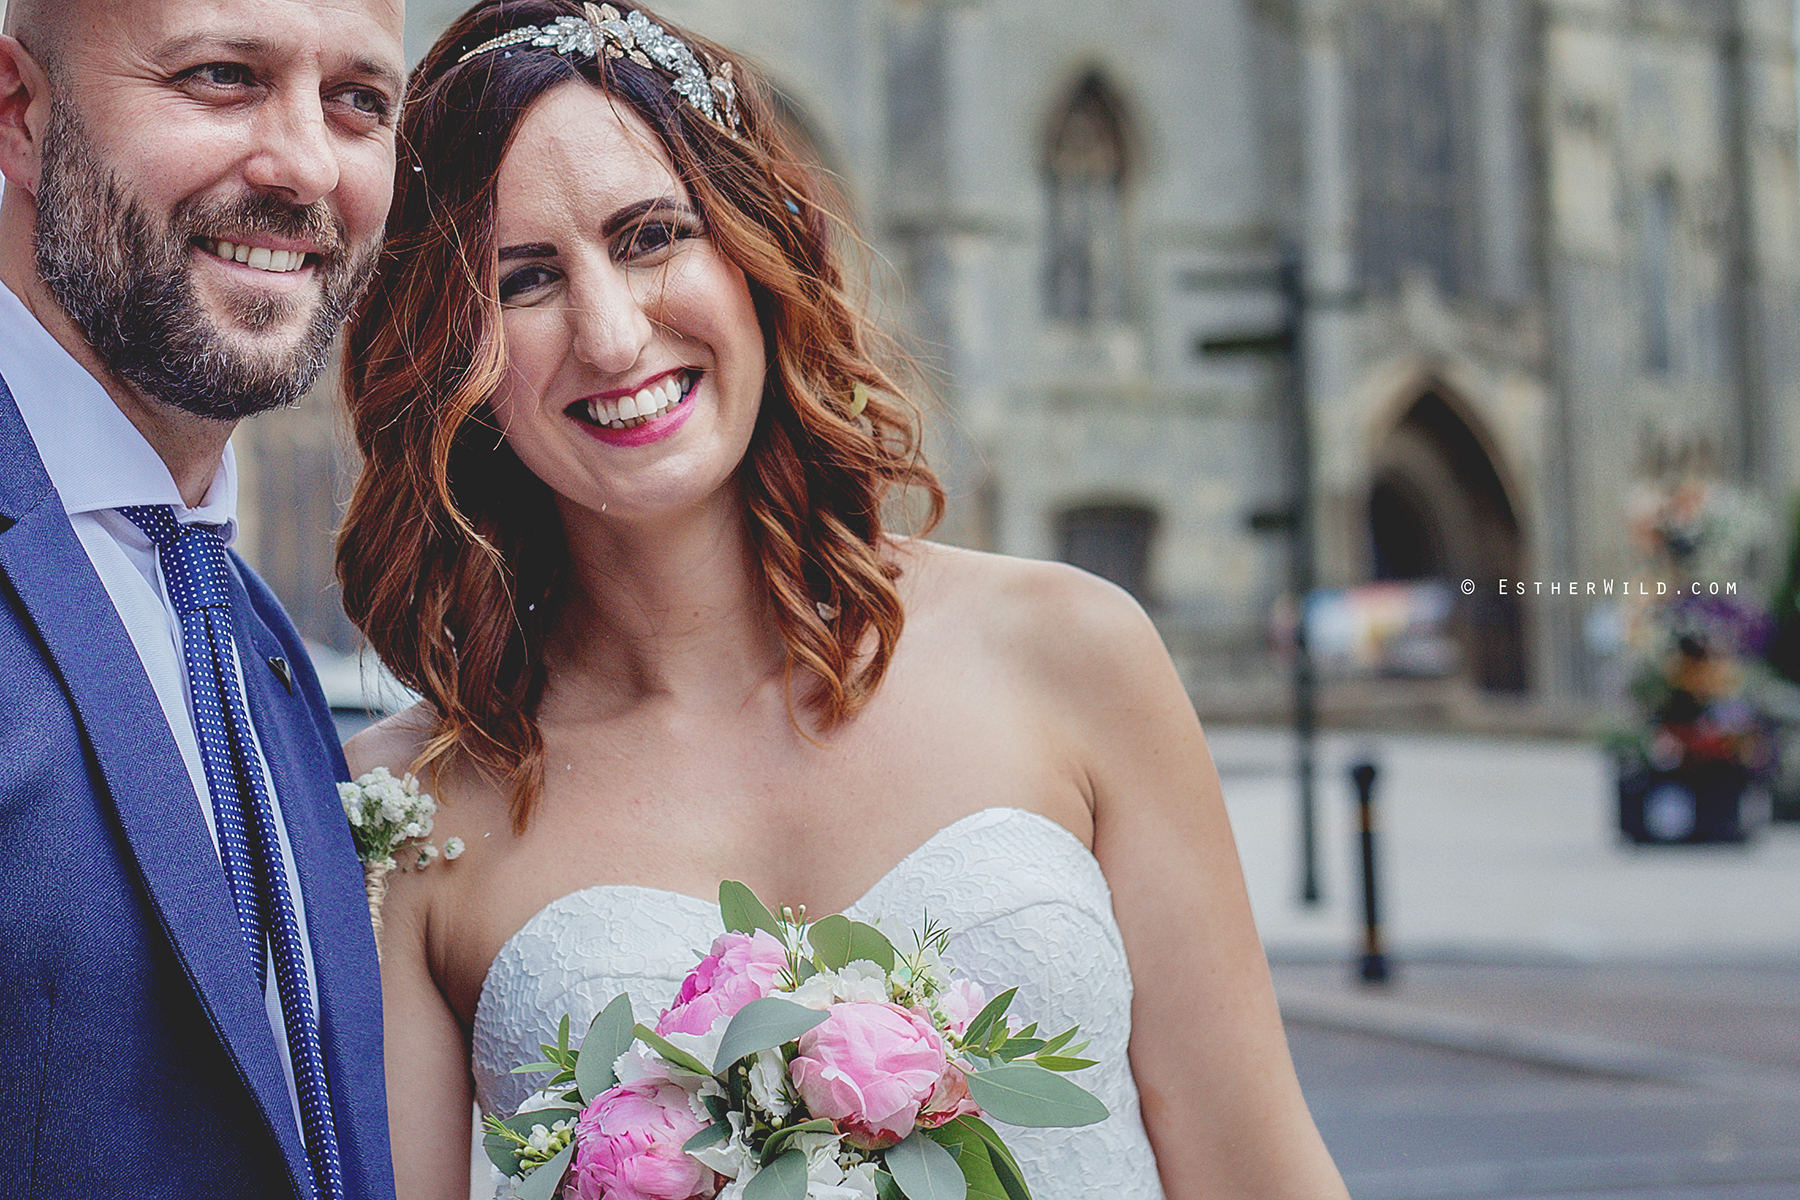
[1618,761,1757,844]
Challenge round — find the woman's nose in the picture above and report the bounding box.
[570,265,656,376]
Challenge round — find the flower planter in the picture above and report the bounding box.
[1617,760,1759,844]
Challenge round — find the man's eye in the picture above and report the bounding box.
[499,264,560,304]
[190,62,254,88]
[339,87,392,120]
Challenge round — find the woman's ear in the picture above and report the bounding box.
[0,36,52,194]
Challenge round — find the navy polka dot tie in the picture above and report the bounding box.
[120,505,344,1200]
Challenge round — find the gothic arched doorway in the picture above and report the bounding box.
[1369,392,1527,692]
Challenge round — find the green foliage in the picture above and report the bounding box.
[887,1131,967,1200]
[743,1148,809,1199]
[720,880,784,938]
[576,994,635,1102]
[808,913,898,972]
[713,997,828,1073]
[511,1143,574,1200]
[963,1064,1109,1128]
[631,1023,712,1077]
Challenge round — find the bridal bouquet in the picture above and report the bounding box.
[484,882,1107,1200]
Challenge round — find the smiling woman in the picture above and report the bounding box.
[335,4,1348,1200]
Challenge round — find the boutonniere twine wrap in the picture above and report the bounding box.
[338,767,463,947]
[484,882,1107,1200]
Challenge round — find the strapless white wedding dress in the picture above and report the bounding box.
[473,807,1165,1198]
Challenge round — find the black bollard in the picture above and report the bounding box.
[1350,760,1390,985]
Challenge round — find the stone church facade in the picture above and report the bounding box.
[234,0,1800,720]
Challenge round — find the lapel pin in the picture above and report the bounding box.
[267,655,294,695]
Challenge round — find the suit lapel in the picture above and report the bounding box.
[0,381,312,1190]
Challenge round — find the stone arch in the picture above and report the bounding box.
[1042,71,1133,324]
[1368,388,1528,692]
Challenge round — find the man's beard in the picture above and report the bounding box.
[33,102,380,420]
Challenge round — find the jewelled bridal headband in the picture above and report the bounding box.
[457,2,744,135]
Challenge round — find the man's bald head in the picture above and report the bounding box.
[3,0,83,76]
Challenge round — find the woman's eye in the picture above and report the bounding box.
[498,264,560,304]
[617,220,694,263]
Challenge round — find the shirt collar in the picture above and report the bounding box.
[0,277,238,541]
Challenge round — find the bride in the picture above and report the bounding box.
[337,3,1347,1197]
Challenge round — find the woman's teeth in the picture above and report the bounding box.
[585,373,691,429]
[203,239,309,273]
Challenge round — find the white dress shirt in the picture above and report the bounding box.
[0,277,318,1142]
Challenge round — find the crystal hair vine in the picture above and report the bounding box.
[457,3,743,136]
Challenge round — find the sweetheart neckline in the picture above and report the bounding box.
[475,805,1091,1018]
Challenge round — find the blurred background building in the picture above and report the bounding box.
[233,0,1800,731]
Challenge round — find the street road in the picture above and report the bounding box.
[1290,1018,1800,1199]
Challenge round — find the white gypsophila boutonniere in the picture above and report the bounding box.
[338,766,465,949]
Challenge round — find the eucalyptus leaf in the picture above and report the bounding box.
[886,1131,966,1200]
[807,914,898,973]
[495,1108,580,1138]
[921,1123,1013,1200]
[807,913,853,969]
[992,1038,1045,1062]
[719,879,783,938]
[682,1122,730,1152]
[714,996,828,1073]
[480,1130,521,1179]
[576,994,636,1102]
[760,1117,836,1162]
[964,1064,1108,1128]
[843,920,896,971]
[960,987,1017,1048]
[511,1142,575,1200]
[937,1117,1031,1200]
[744,1148,809,1200]
[632,1024,714,1077]
[875,1170,907,1200]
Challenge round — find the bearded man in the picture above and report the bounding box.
[0,1,405,1196]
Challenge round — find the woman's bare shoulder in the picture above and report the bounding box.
[343,702,436,779]
[896,539,1171,695]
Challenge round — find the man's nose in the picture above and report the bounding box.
[242,90,340,207]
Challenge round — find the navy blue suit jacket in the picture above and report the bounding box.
[0,377,395,1199]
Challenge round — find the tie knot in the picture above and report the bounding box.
[119,504,231,613]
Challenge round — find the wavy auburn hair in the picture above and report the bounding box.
[336,0,943,828]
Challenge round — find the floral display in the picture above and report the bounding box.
[1610,474,1775,838]
[483,882,1107,1200]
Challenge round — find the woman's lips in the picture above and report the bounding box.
[571,371,699,448]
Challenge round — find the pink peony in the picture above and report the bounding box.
[657,930,789,1037]
[569,1079,715,1200]
[940,979,987,1035]
[918,1061,982,1128]
[790,1002,948,1149]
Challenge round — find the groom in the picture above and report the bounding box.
[0,0,405,1196]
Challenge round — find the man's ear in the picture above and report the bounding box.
[0,36,51,195]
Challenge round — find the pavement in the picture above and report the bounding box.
[1206,726,1800,1197]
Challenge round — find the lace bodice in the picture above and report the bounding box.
[472,807,1165,1198]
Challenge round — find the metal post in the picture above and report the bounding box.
[1350,760,1389,984]
[1280,248,1321,907]
[1194,243,1321,907]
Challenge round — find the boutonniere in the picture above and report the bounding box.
[338,767,463,947]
